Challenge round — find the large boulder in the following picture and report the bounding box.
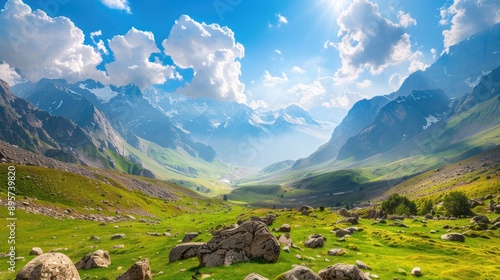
[244,272,269,280]
[276,265,321,280]
[16,253,80,280]
[277,224,291,232]
[116,258,152,280]
[470,215,489,224]
[441,233,465,242]
[251,214,276,226]
[75,250,111,270]
[318,263,371,280]
[169,242,204,263]
[197,221,280,267]
[305,234,326,248]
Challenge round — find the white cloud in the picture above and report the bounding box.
[269,13,288,28]
[275,49,282,55]
[0,0,107,83]
[290,66,306,74]
[288,80,326,109]
[398,11,417,28]
[98,0,131,14]
[323,40,335,49]
[430,48,437,59]
[334,0,414,83]
[389,73,406,89]
[263,70,288,87]
[248,99,269,110]
[90,30,109,55]
[322,89,366,109]
[408,59,429,73]
[440,0,500,51]
[356,79,372,88]
[106,28,177,90]
[163,15,246,103]
[0,61,22,85]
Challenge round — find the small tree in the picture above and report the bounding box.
[442,191,472,217]
[222,194,228,201]
[381,194,417,215]
[418,200,434,215]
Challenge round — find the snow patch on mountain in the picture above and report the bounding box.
[423,115,439,130]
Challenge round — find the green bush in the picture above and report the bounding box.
[381,194,417,215]
[418,199,434,215]
[442,191,472,217]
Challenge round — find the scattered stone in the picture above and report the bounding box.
[327,248,348,256]
[318,263,371,280]
[338,208,350,217]
[112,244,125,249]
[16,253,80,280]
[197,221,280,267]
[29,247,43,256]
[304,234,326,248]
[491,216,500,224]
[470,215,490,224]
[244,272,269,280]
[335,229,352,237]
[411,267,422,277]
[283,246,290,253]
[277,224,291,232]
[116,258,152,280]
[90,236,100,241]
[277,265,321,280]
[75,250,111,270]
[111,234,125,240]
[278,234,293,247]
[356,260,371,270]
[295,254,302,260]
[489,222,500,230]
[169,242,204,263]
[441,233,465,242]
[182,232,199,243]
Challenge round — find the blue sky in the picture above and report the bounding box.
[0,0,499,112]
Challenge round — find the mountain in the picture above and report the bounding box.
[294,23,500,169]
[337,89,451,160]
[0,79,144,173]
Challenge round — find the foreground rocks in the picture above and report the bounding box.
[318,263,371,280]
[169,242,204,262]
[16,253,80,280]
[198,220,280,267]
[276,265,321,280]
[244,272,270,280]
[75,250,111,270]
[305,234,327,248]
[441,233,465,242]
[116,258,152,280]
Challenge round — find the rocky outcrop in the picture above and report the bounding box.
[75,250,111,270]
[277,224,291,232]
[244,273,270,280]
[305,234,326,248]
[318,263,371,280]
[470,215,489,224]
[116,258,152,280]
[197,221,280,267]
[441,233,465,242]
[16,253,80,280]
[276,265,321,280]
[182,232,199,243]
[169,242,204,263]
[251,214,276,226]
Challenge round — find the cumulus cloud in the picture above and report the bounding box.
[163,15,246,102]
[389,73,406,89]
[90,30,109,55]
[248,99,269,110]
[275,49,282,55]
[0,61,22,85]
[269,13,288,28]
[290,66,306,74]
[440,0,500,50]
[334,0,414,83]
[99,0,131,14]
[408,59,429,73]
[0,0,107,83]
[288,80,326,109]
[106,28,178,90]
[321,88,366,109]
[263,70,288,87]
[356,79,372,88]
[398,11,417,28]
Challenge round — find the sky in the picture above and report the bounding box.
[0,0,499,112]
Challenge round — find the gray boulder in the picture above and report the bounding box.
[277,223,291,232]
[198,221,280,267]
[29,247,43,256]
[182,232,199,243]
[318,263,371,280]
[75,250,111,270]
[470,215,489,224]
[16,253,80,280]
[116,258,152,280]
[276,265,321,280]
[278,234,293,247]
[111,233,125,240]
[244,272,269,280]
[305,234,326,248]
[441,233,465,242]
[169,242,204,263]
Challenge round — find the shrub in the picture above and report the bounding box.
[442,191,472,217]
[418,200,434,215]
[381,194,417,215]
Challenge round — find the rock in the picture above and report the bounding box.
[424,214,433,219]
[251,214,276,226]
[116,258,152,280]
[278,234,293,247]
[388,215,405,220]
[337,217,359,225]
[295,254,302,260]
[338,208,350,217]
[489,222,500,230]
[111,233,125,240]
[276,265,321,280]
[169,242,204,263]
[318,263,371,280]
[356,260,371,270]
[244,272,269,280]
[495,205,500,214]
[75,250,111,270]
[305,234,326,248]
[197,221,280,267]
[470,215,489,224]
[327,248,348,256]
[277,224,291,232]
[299,205,314,212]
[283,246,290,253]
[411,267,422,277]
[441,233,465,242]
[182,232,199,243]
[16,253,80,280]
[335,229,351,237]
[112,244,125,249]
[491,216,500,224]
[90,235,100,241]
[29,247,43,256]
